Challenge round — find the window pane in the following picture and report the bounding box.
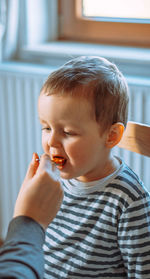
[82,0,150,21]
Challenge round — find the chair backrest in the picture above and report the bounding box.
[118,121,150,157]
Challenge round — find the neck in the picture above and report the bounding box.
[77,154,120,182]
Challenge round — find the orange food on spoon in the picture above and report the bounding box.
[51,156,66,166]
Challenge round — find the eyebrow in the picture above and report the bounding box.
[38,117,47,124]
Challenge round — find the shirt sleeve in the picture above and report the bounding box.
[118,193,150,279]
[0,216,45,279]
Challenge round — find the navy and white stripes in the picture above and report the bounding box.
[44,160,150,278]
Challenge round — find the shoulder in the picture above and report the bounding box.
[105,161,150,213]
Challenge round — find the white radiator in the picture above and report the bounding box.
[0,63,150,239]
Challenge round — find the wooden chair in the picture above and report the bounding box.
[0,239,3,247]
[118,121,150,157]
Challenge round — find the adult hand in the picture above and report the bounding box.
[13,153,63,229]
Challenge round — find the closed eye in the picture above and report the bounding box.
[64,131,77,136]
[41,127,51,131]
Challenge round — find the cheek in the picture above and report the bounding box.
[68,136,104,165]
[66,138,93,163]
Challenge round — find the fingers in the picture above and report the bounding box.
[14,153,63,228]
[25,153,56,182]
[25,153,40,180]
[36,154,52,175]
[36,153,49,170]
[36,153,59,182]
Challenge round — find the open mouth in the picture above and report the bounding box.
[51,156,67,167]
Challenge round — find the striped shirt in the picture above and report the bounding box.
[43,159,150,279]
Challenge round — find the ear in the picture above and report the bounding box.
[105,123,124,148]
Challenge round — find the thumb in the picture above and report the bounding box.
[25,153,40,180]
[36,153,59,181]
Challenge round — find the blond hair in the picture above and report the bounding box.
[40,56,129,131]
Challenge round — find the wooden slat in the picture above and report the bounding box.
[118,121,150,157]
[0,239,3,247]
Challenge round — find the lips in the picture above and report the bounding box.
[51,155,67,167]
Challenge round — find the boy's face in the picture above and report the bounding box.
[38,94,110,182]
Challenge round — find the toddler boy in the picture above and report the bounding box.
[38,56,150,278]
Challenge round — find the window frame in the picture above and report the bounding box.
[4,0,149,81]
[59,0,150,47]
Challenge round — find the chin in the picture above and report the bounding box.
[60,174,74,180]
[60,171,77,180]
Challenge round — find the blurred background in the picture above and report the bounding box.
[0,0,150,240]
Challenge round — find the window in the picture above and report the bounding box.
[82,0,150,23]
[2,0,150,77]
[59,0,150,46]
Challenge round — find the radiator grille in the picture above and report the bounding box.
[0,65,150,238]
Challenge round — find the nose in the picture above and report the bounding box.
[47,131,61,148]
